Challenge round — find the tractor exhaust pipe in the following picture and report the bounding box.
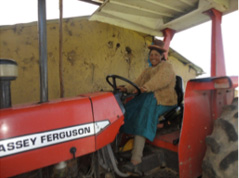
[0,59,18,109]
[38,0,48,103]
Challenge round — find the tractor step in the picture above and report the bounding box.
[141,153,164,173]
[117,140,179,177]
[143,167,179,178]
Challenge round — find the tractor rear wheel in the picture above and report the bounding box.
[202,98,238,178]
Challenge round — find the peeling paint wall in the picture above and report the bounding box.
[0,17,197,105]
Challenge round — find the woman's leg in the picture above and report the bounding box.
[131,135,146,165]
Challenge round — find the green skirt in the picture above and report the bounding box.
[120,92,176,141]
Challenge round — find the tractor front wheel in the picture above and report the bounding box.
[202,98,238,178]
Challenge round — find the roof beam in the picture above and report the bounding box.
[78,0,102,6]
[145,0,185,13]
[90,12,163,36]
[110,0,174,17]
[179,0,196,6]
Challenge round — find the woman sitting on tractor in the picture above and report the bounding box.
[118,39,178,174]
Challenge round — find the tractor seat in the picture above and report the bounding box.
[158,75,184,124]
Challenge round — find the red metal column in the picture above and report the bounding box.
[205,8,226,77]
[163,28,176,60]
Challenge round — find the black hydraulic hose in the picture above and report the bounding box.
[106,144,129,177]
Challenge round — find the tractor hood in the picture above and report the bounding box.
[89,0,238,36]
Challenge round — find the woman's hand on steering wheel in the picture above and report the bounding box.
[132,87,147,94]
[139,86,147,93]
[117,86,127,93]
[106,75,141,100]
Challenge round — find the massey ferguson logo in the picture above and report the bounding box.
[0,120,109,158]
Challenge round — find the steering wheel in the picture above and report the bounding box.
[106,75,141,99]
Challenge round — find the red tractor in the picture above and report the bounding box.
[0,0,238,178]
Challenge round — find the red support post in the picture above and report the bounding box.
[205,8,226,77]
[163,28,176,60]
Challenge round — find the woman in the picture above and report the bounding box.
[119,39,178,174]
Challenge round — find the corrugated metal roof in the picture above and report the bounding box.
[89,0,238,36]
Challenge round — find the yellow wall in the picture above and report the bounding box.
[168,55,197,87]
[0,17,197,105]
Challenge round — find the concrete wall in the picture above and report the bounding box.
[0,17,198,105]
